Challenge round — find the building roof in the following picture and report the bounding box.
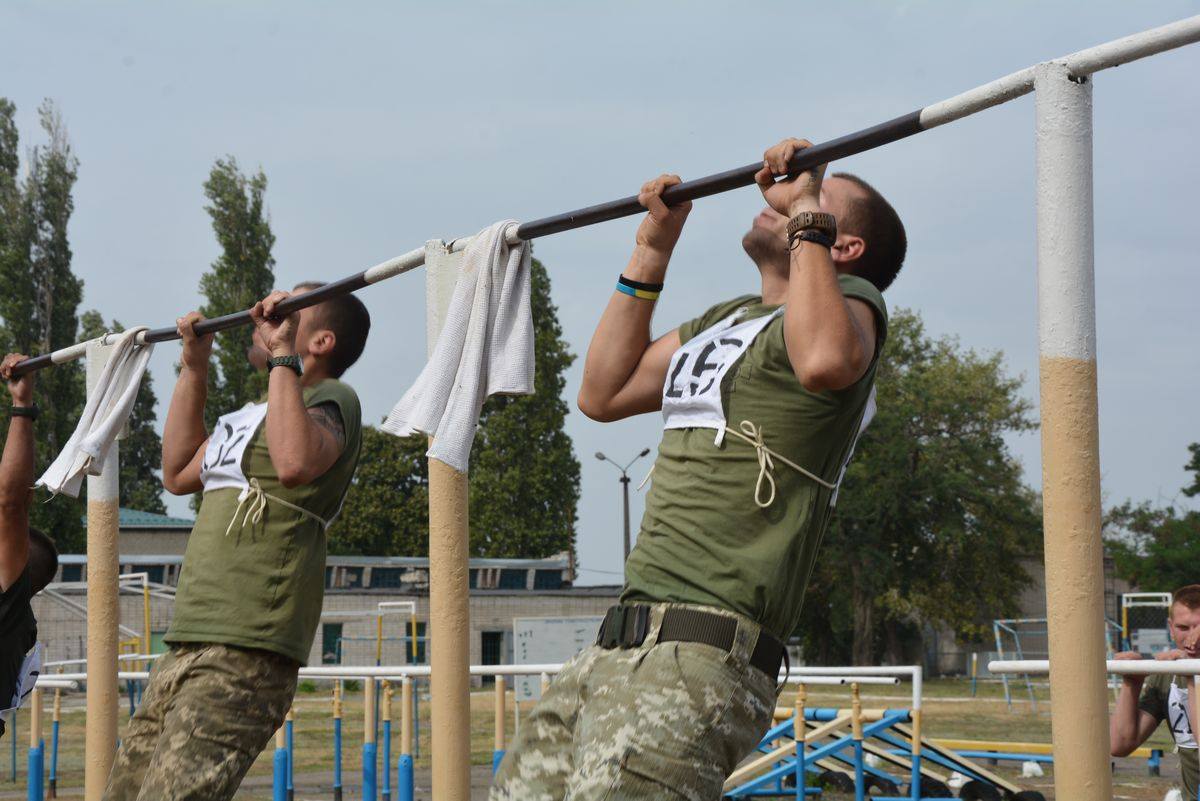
[79,508,195,530]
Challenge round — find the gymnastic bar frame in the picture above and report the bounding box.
[11,15,1198,801]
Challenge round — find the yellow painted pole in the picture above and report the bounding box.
[401,677,413,756]
[333,681,343,720]
[425,240,471,800]
[84,342,119,801]
[850,683,863,741]
[275,726,286,750]
[30,687,42,748]
[383,681,392,725]
[364,678,377,745]
[539,672,550,697]
[142,581,151,668]
[1034,60,1112,800]
[494,676,507,753]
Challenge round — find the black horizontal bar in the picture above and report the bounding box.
[11,107,924,376]
[515,110,923,240]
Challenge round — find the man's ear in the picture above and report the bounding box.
[308,329,336,358]
[831,233,865,267]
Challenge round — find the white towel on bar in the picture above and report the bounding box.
[38,327,154,497]
[382,221,534,472]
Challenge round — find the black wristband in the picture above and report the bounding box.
[10,405,38,420]
[618,275,665,293]
[788,229,836,251]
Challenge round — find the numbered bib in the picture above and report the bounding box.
[1,641,42,717]
[662,307,783,445]
[1168,680,1197,750]
[201,402,268,493]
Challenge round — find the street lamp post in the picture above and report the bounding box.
[595,448,651,561]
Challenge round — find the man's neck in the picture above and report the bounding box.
[300,358,333,388]
[757,257,790,306]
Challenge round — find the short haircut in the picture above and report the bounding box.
[294,282,371,378]
[28,527,58,594]
[1171,585,1200,618]
[831,172,907,292]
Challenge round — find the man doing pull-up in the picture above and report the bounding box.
[493,138,906,799]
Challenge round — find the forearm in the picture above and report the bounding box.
[0,417,34,511]
[264,368,328,486]
[1109,682,1144,753]
[162,366,210,478]
[579,246,669,408]
[783,244,865,390]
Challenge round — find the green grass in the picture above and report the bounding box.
[0,678,1182,800]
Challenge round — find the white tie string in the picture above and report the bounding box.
[224,477,331,537]
[723,420,837,509]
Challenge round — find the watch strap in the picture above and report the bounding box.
[10,405,38,420]
[267,355,303,376]
[786,211,837,239]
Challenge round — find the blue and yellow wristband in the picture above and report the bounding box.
[616,275,663,301]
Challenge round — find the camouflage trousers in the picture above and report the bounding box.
[103,643,298,801]
[491,603,778,800]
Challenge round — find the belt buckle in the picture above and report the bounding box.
[597,607,622,649]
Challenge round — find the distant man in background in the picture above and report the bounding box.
[103,285,368,801]
[0,353,59,740]
[1111,584,1200,799]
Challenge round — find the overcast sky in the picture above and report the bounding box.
[2,1,1197,584]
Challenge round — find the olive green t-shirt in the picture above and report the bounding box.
[1139,672,1199,797]
[167,379,362,665]
[622,275,887,640]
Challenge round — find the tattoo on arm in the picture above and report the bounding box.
[308,402,346,451]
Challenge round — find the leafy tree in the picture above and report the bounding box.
[795,309,1041,665]
[330,259,581,559]
[0,99,86,551]
[468,258,580,558]
[1185,443,1199,498]
[1106,502,1200,594]
[1105,447,1200,593]
[78,311,165,514]
[198,157,275,430]
[328,428,429,556]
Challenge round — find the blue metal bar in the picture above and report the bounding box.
[397,754,414,801]
[492,749,506,775]
[286,717,294,801]
[333,717,343,801]
[875,730,988,784]
[853,740,865,801]
[363,742,377,801]
[26,742,43,801]
[272,747,288,801]
[382,720,392,801]
[48,720,59,799]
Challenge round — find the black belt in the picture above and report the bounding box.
[596,605,784,681]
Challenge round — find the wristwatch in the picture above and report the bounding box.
[786,211,837,239]
[267,355,303,377]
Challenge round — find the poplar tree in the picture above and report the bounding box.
[0,99,86,551]
[198,157,275,429]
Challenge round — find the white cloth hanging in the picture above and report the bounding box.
[37,327,154,497]
[382,221,534,472]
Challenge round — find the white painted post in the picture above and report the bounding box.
[84,341,120,801]
[424,240,471,801]
[1034,59,1112,801]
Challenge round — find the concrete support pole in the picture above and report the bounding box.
[1034,60,1112,801]
[84,342,119,801]
[423,241,471,801]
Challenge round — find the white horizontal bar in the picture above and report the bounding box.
[1063,14,1200,76]
[990,659,1200,675]
[919,14,1200,130]
[33,679,79,690]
